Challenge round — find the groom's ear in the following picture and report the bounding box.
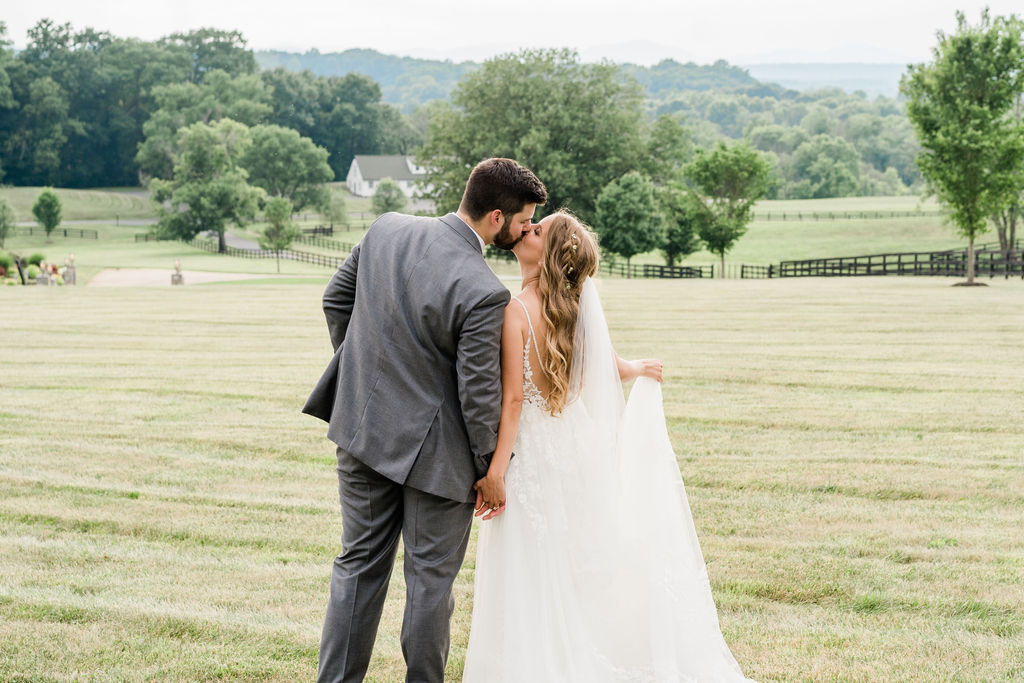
[488,209,503,227]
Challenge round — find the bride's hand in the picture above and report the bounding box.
[634,359,663,382]
[473,472,507,520]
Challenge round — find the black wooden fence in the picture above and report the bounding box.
[293,234,358,253]
[740,264,775,279]
[776,244,1024,278]
[599,262,713,279]
[752,209,942,222]
[188,238,345,268]
[181,233,1023,281]
[14,226,98,239]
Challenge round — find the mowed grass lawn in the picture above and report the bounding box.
[2,276,1023,681]
[0,187,156,222]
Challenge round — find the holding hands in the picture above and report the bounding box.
[474,471,506,520]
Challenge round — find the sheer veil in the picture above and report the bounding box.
[569,277,625,456]
[566,276,754,681]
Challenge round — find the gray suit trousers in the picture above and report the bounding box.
[318,448,475,683]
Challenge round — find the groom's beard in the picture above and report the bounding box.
[492,216,522,250]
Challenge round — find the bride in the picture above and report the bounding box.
[463,211,755,681]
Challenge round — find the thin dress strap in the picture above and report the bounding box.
[511,296,543,361]
[511,295,547,408]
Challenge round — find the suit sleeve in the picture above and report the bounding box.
[322,241,360,352]
[456,287,511,473]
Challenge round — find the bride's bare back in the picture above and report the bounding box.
[509,287,553,401]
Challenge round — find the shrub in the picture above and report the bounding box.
[0,252,12,272]
[26,264,41,278]
[28,253,46,267]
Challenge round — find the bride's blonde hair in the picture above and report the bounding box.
[537,210,599,415]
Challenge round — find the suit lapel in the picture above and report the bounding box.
[440,213,484,254]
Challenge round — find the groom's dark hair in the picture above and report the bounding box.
[460,158,547,220]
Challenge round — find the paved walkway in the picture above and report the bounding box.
[87,268,282,287]
[221,232,261,250]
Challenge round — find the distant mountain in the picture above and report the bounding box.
[255,49,798,110]
[742,63,909,99]
[255,50,903,109]
[256,49,478,111]
[623,59,790,98]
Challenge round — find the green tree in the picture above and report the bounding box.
[377,104,425,155]
[747,123,808,156]
[789,134,861,198]
[643,114,691,184]
[260,67,319,137]
[259,197,301,273]
[800,108,833,136]
[261,68,399,179]
[0,197,16,247]
[136,70,270,180]
[326,190,348,227]
[372,177,408,215]
[158,28,257,83]
[992,194,1021,262]
[0,23,16,181]
[241,124,333,212]
[418,49,645,223]
[32,188,62,241]
[595,171,666,272]
[4,76,80,185]
[902,11,1024,284]
[1,21,194,188]
[151,118,262,253]
[687,141,772,274]
[312,73,390,178]
[658,182,700,266]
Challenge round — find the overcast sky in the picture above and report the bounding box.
[4,1,1022,65]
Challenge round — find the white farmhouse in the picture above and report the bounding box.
[346,155,428,198]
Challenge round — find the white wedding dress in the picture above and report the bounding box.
[463,279,754,682]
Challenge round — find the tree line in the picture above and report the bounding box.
[0,20,413,188]
[2,19,925,202]
[2,14,1020,276]
[418,8,1024,274]
[255,47,925,200]
[417,49,772,271]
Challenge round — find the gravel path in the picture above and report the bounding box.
[87,268,283,287]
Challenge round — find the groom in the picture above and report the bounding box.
[303,158,547,682]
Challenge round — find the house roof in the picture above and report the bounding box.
[352,155,421,181]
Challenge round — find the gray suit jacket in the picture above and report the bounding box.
[302,212,509,503]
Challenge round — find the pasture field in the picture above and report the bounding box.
[1,277,1022,681]
[753,195,939,216]
[275,194,967,268]
[2,222,331,285]
[655,196,964,267]
[2,189,972,277]
[0,187,157,222]
[676,213,971,266]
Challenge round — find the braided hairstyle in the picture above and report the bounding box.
[537,210,599,415]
